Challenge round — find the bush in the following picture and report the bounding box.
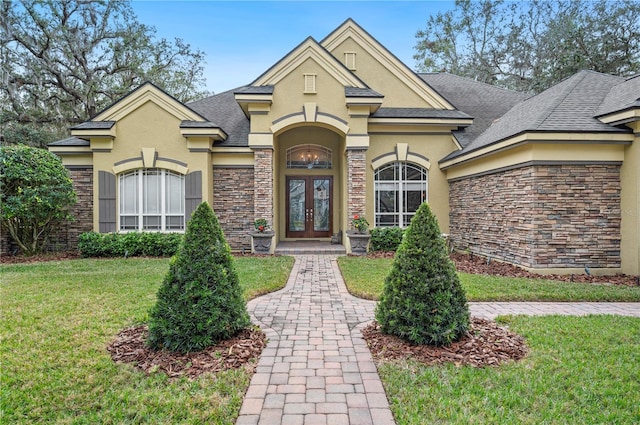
[0,145,76,255]
[78,231,183,257]
[147,202,250,353]
[370,227,405,252]
[375,202,470,346]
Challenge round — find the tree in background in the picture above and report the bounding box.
[1,0,210,139]
[147,202,250,353]
[415,0,640,93]
[375,202,470,346]
[0,145,77,255]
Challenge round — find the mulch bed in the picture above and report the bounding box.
[362,318,529,368]
[106,326,266,379]
[367,251,638,287]
[0,251,81,264]
[7,248,636,375]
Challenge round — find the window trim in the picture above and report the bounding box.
[118,169,185,232]
[374,161,428,228]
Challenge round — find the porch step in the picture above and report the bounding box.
[275,241,346,255]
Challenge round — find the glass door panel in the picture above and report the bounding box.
[288,179,306,235]
[286,176,332,238]
[313,178,330,233]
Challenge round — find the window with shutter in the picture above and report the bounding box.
[118,169,186,232]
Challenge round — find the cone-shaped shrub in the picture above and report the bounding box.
[147,202,250,352]
[375,202,470,346]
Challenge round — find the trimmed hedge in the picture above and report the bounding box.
[78,231,183,257]
[370,227,405,252]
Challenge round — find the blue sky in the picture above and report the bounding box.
[130,1,455,93]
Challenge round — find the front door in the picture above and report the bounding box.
[286,176,332,238]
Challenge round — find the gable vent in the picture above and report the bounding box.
[344,52,356,70]
[304,74,317,94]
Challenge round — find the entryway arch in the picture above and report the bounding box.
[274,125,345,242]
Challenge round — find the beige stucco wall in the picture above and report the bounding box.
[326,38,429,108]
[368,132,458,232]
[90,100,213,231]
[620,124,639,275]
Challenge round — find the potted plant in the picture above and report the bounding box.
[250,218,274,254]
[347,214,370,255]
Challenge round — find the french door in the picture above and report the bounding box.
[286,176,332,238]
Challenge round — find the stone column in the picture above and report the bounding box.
[346,148,367,220]
[253,148,274,227]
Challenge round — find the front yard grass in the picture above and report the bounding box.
[379,315,640,424]
[0,256,293,424]
[337,256,640,302]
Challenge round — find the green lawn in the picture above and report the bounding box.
[0,256,293,424]
[337,256,640,302]
[379,315,640,424]
[3,255,639,424]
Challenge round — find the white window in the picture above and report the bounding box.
[119,169,185,231]
[374,162,428,227]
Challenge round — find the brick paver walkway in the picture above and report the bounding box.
[237,255,640,425]
[471,301,640,319]
[237,255,390,425]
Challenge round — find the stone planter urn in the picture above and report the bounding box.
[347,231,370,255]
[251,231,274,254]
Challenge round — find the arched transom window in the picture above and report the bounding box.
[119,169,185,231]
[374,162,428,227]
[286,144,332,169]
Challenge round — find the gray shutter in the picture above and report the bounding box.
[98,171,117,233]
[185,171,202,223]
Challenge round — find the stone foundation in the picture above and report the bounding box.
[449,164,621,269]
[213,166,255,251]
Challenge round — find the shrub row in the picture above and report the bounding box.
[369,227,405,252]
[78,231,183,258]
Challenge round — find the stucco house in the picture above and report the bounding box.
[40,19,638,275]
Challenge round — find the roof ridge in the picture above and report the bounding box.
[418,72,527,96]
[529,71,588,130]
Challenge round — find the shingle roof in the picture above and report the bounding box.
[180,120,222,129]
[345,87,384,98]
[419,73,528,148]
[234,86,275,95]
[48,136,90,146]
[70,121,115,130]
[442,70,632,161]
[187,88,250,147]
[372,107,471,120]
[595,74,640,117]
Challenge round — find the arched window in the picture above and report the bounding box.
[119,169,185,231]
[286,144,332,169]
[374,162,427,227]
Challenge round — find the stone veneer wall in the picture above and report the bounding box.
[449,164,621,269]
[253,149,274,228]
[213,166,254,252]
[1,166,94,256]
[347,149,367,220]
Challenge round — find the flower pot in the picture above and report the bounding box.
[347,232,370,255]
[250,231,274,254]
